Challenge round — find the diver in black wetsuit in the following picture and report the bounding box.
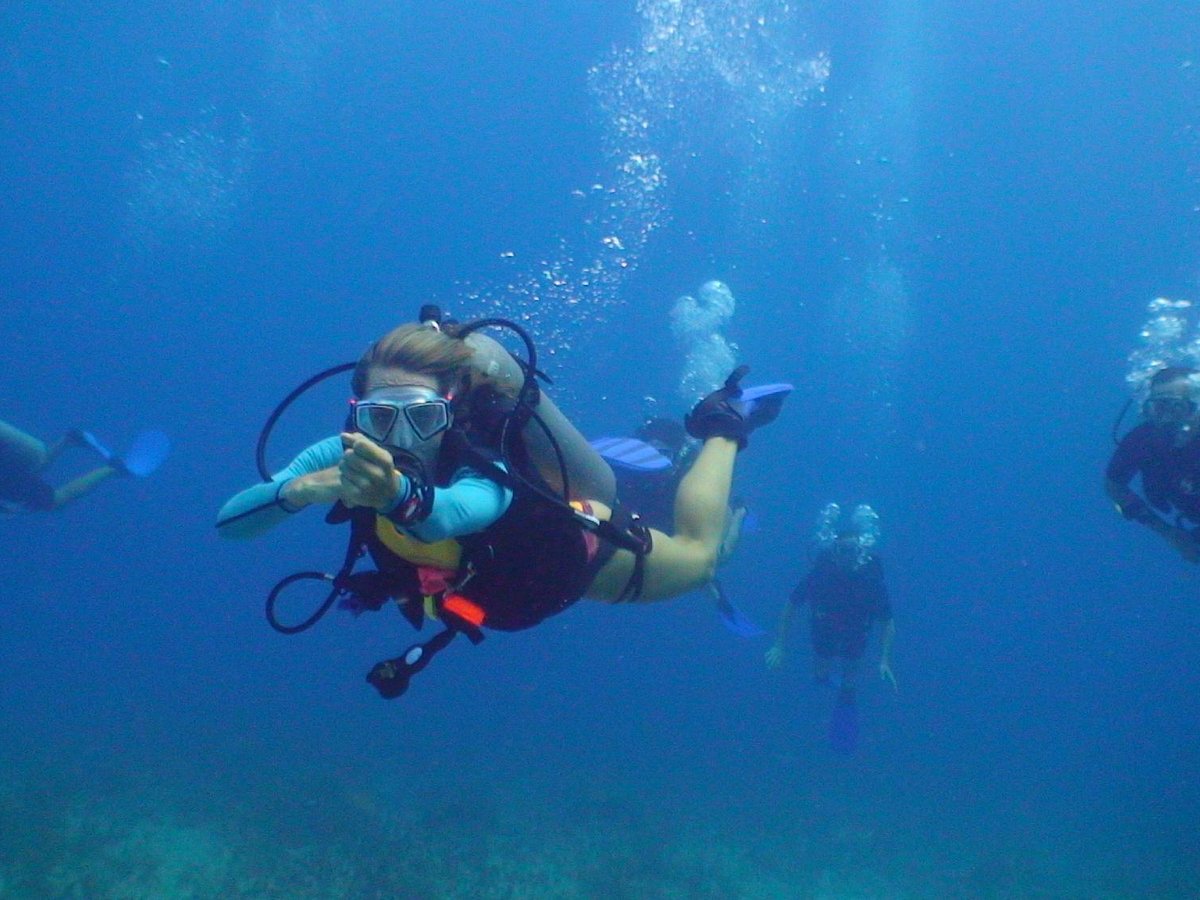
[1106,366,1200,563]
[766,510,896,703]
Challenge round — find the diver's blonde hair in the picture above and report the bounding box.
[352,323,475,397]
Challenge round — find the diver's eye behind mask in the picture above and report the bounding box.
[1143,395,1197,425]
[832,538,861,566]
[352,388,452,450]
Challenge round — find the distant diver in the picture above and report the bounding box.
[0,419,169,514]
[218,308,788,698]
[766,503,896,754]
[1107,365,1200,562]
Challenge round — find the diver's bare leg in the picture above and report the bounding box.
[0,420,48,472]
[52,466,119,510]
[589,437,737,601]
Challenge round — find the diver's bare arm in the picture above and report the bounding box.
[280,467,342,509]
[216,436,343,538]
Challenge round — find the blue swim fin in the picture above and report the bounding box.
[590,436,673,472]
[77,430,116,462]
[118,430,171,477]
[730,383,793,427]
[828,694,859,756]
[711,579,764,637]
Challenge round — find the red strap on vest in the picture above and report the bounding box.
[442,593,486,628]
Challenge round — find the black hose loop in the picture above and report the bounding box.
[256,363,356,481]
[266,571,338,635]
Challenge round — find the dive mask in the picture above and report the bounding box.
[1143,394,1196,426]
[815,501,880,570]
[352,385,452,473]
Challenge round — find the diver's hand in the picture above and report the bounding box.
[765,645,785,670]
[879,660,898,692]
[1166,526,1200,564]
[280,466,342,508]
[339,432,402,511]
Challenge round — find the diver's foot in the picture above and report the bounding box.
[685,366,753,448]
[75,430,115,462]
[685,367,789,450]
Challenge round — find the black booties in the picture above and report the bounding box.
[684,366,783,450]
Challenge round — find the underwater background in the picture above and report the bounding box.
[2,0,1199,896]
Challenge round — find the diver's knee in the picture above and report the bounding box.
[692,544,719,585]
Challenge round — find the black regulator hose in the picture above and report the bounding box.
[453,317,572,504]
[1111,398,1134,446]
[265,571,338,635]
[256,362,356,481]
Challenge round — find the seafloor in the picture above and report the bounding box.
[2,758,1192,899]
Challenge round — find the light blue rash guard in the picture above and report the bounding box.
[216,435,513,543]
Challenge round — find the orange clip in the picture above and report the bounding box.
[442,593,486,628]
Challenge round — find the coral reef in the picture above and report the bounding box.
[0,769,1176,898]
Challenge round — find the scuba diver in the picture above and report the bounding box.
[1106,365,1200,563]
[592,416,765,636]
[766,503,896,754]
[0,419,169,514]
[596,417,691,527]
[217,311,787,698]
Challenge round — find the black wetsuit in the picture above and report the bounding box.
[1107,422,1200,525]
[0,443,53,512]
[791,552,891,661]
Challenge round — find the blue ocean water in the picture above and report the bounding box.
[2,0,1198,895]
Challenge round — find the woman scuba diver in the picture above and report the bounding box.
[217,315,786,698]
